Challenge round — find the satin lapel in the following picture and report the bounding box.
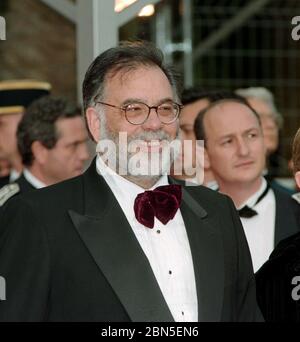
[180,187,224,322]
[69,161,173,322]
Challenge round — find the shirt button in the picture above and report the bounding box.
[182,311,184,316]
[157,230,161,234]
[169,270,172,275]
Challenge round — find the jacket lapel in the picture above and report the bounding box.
[69,161,173,322]
[180,187,224,322]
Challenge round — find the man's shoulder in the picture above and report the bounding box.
[0,175,10,188]
[178,181,233,215]
[270,182,295,201]
[0,183,20,206]
[7,174,84,210]
[181,181,227,201]
[270,183,300,212]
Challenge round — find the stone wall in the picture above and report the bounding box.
[0,0,77,103]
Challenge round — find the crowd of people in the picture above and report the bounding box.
[0,40,299,322]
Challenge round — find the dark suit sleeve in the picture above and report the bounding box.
[226,197,264,322]
[0,197,50,321]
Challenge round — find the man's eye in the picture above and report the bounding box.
[159,104,173,111]
[221,140,232,145]
[126,104,142,112]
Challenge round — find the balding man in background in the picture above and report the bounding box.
[175,88,245,188]
[236,87,292,194]
[194,97,300,272]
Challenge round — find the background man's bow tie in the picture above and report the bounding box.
[134,184,182,228]
[238,184,270,218]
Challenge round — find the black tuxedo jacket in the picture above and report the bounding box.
[272,186,300,246]
[0,176,9,189]
[0,160,262,322]
[15,174,36,193]
[255,194,300,321]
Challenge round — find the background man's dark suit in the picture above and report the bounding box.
[0,176,9,189]
[255,195,300,321]
[272,186,300,246]
[0,160,262,322]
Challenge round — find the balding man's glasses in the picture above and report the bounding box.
[96,101,183,125]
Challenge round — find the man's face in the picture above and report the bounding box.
[0,113,23,161]
[180,98,210,141]
[96,65,179,181]
[204,101,266,188]
[177,98,210,177]
[247,97,279,155]
[42,116,89,184]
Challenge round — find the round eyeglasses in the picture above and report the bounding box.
[96,101,183,125]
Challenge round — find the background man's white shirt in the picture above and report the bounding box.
[239,178,276,272]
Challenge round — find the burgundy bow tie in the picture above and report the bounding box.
[134,184,182,229]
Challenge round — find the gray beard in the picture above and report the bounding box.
[97,115,181,188]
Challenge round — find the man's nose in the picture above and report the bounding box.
[237,138,250,156]
[141,108,162,131]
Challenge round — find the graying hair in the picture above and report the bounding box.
[235,87,283,128]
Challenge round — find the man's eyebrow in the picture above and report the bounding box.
[121,97,175,106]
[218,127,260,140]
[218,133,234,141]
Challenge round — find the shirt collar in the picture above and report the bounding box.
[95,155,169,199]
[23,169,46,189]
[9,169,21,182]
[238,177,268,210]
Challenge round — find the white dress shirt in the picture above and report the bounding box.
[9,169,20,182]
[238,178,276,272]
[23,169,46,189]
[96,155,198,322]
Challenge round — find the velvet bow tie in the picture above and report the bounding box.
[134,184,182,229]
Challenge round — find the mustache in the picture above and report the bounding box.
[126,129,180,143]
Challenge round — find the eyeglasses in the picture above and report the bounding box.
[96,100,183,125]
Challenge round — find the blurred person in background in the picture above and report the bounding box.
[175,88,245,189]
[194,97,300,272]
[256,126,300,322]
[0,80,51,188]
[0,158,10,184]
[236,87,293,193]
[0,95,89,206]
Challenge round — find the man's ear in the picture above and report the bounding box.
[31,141,48,165]
[85,107,101,142]
[295,171,300,189]
[204,147,211,170]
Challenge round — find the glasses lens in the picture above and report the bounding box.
[157,102,179,123]
[125,103,148,124]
